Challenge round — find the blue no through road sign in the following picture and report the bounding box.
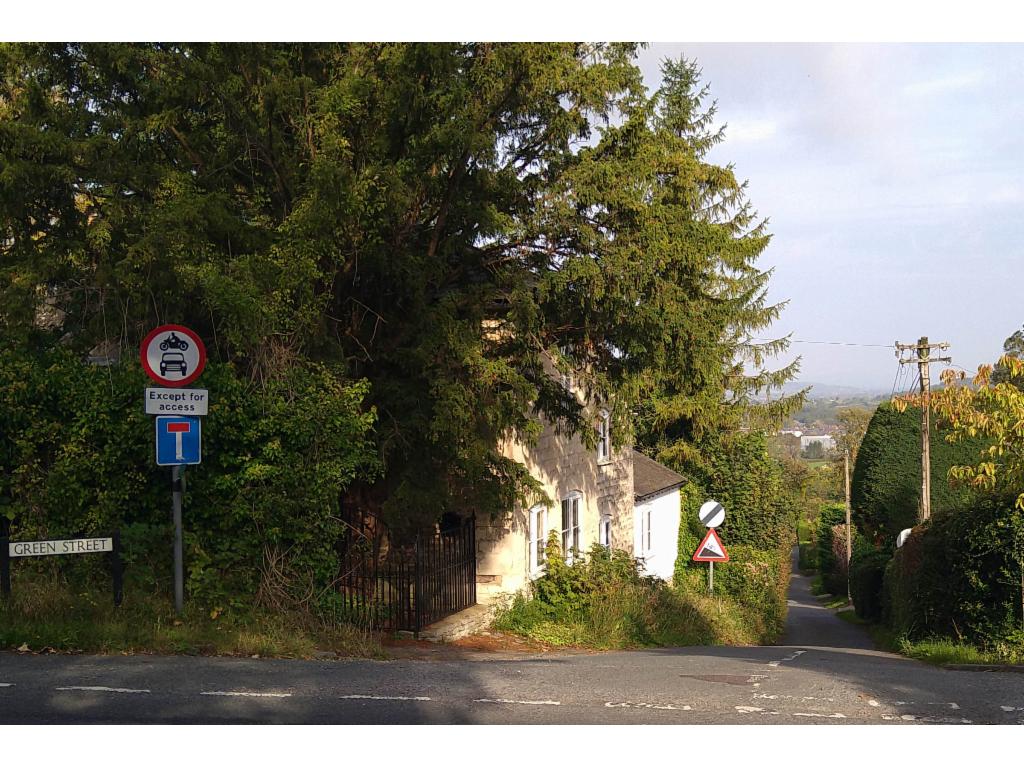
[156,416,201,466]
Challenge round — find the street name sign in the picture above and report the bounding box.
[145,388,209,415]
[692,528,730,562]
[140,324,207,387]
[698,500,725,528]
[8,537,113,557]
[156,416,202,466]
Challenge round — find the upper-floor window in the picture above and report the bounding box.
[597,410,610,463]
[561,492,581,563]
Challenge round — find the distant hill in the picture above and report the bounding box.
[776,381,889,399]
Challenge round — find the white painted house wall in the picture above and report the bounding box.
[633,488,681,582]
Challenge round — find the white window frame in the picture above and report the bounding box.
[528,504,548,577]
[561,492,582,563]
[638,504,652,555]
[597,409,611,463]
[599,513,611,548]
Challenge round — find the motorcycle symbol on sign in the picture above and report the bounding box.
[159,332,190,352]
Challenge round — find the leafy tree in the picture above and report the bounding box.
[1,44,804,533]
[801,441,825,460]
[993,325,1024,389]
[833,406,873,466]
[913,356,1024,511]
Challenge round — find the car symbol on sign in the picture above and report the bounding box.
[160,352,188,377]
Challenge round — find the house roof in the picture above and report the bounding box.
[632,449,686,501]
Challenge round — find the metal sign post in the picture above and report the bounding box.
[172,466,184,614]
[142,325,207,617]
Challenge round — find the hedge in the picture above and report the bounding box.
[883,496,1024,646]
[851,402,987,545]
[0,346,379,614]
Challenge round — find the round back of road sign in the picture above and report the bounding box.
[699,500,725,528]
[141,325,207,387]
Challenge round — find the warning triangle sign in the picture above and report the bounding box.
[692,528,729,562]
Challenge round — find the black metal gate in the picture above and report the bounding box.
[337,514,476,634]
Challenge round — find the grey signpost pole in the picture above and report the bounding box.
[709,561,714,594]
[172,465,183,614]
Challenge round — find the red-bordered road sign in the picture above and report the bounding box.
[140,325,207,387]
[692,528,730,562]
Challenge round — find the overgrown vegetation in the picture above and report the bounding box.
[492,537,782,648]
[0,569,383,658]
[0,345,379,620]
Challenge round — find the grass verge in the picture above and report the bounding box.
[836,610,1023,666]
[0,577,384,659]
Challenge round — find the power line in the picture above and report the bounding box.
[753,338,893,348]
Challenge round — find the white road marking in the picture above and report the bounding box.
[55,686,150,694]
[881,714,972,724]
[1000,705,1024,712]
[474,698,560,706]
[754,693,835,702]
[794,712,846,719]
[338,694,431,701]
[735,705,781,716]
[605,701,692,711]
[201,691,291,698]
[0,683,13,687]
[768,650,806,667]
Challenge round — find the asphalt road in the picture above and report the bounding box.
[1,549,1022,724]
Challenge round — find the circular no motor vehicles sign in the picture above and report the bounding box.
[140,324,207,387]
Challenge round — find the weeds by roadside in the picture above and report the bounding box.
[0,572,384,659]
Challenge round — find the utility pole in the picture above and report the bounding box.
[844,449,852,604]
[896,337,952,522]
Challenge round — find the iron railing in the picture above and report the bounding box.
[337,514,476,634]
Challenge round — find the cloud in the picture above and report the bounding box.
[724,117,779,143]
[903,71,984,96]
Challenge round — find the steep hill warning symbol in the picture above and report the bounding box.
[692,528,729,562]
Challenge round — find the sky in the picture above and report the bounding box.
[637,44,1024,392]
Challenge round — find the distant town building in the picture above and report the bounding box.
[800,434,835,452]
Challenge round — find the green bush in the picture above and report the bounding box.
[851,402,987,545]
[816,502,846,593]
[703,544,790,638]
[0,346,379,614]
[883,496,1024,647]
[849,544,890,621]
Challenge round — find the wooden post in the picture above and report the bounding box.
[845,449,852,604]
[918,337,932,521]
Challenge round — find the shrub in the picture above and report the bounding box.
[0,347,379,614]
[883,496,1024,647]
[849,545,890,621]
[816,502,846,592]
[704,544,790,638]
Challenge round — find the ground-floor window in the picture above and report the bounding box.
[529,504,548,576]
[599,514,611,548]
[561,492,581,561]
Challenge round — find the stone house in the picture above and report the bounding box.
[475,401,685,603]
